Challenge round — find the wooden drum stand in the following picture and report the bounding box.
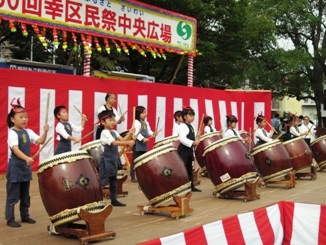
[216,178,260,202]
[265,171,296,189]
[137,192,194,220]
[48,204,115,245]
[295,166,317,180]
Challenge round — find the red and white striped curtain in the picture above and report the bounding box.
[0,68,271,173]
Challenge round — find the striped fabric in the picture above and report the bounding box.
[142,201,326,245]
[0,69,271,173]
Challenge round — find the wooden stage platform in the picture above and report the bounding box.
[0,169,325,245]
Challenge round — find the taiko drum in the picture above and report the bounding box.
[203,137,258,194]
[238,130,255,151]
[251,140,292,182]
[282,136,312,171]
[153,135,180,149]
[134,144,191,207]
[79,140,103,170]
[195,132,223,168]
[37,150,105,226]
[310,135,326,169]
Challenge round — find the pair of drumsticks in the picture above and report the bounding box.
[32,93,95,159]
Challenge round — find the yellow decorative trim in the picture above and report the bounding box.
[49,201,107,227]
[215,172,258,194]
[203,137,240,157]
[153,136,179,148]
[134,145,175,169]
[37,150,91,174]
[310,135,326,146]
[146,182,191,207]
[199,132,222,142]
[262,168,293,182]
[80,140,101,151]
[251,140,281,155]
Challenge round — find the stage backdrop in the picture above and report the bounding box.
[0,68,271,174]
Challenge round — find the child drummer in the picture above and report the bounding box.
[131,106,157,183]
[172,110,183,136]
[203,115,217,134]
[177,106,201,192]
[6,99,49,227]
[98,110,134,207]
[53,105,86,155]
[254,114,275,147]
[290,115,309,139]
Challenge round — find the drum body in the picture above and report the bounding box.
[37,150,104,226]
[311,135,326,169]
[80,140,103,170]
[195,132,223,168]
[238,130,255,151]
[251,140,292,182]
[153,135,180,149]
[134,145,191,207]
[203,137,257,194]
[282,137,312,171]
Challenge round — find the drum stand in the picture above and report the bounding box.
[218,179,260,202]
[265,171,296,189]
[295,166,317,180]
[48,204,115,245]
[137,192,194,219]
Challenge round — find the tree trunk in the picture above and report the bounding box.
[311,61,325,127]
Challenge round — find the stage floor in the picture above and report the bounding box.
[0,169,325,245]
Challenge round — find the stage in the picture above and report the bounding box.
[0,169,325,245]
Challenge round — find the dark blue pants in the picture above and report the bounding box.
[5,181,31,221]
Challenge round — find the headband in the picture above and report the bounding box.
[10,98,26,113]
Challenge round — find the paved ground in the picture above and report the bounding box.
[0,169,325,245]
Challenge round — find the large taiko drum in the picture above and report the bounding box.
[153,135,180,149]
[238,130,255,151]
[282,136,312,171]
[134,144,191,207]
[37,150,105,226]
[251,140,292,182]
[80,140,103,170]
[202,137,258,194]
[195,132,223,168]
[310,135,326,169]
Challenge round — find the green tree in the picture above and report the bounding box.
[246,0,326,126]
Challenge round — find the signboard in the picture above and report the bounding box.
[0,58,75,74]
[0,0,197,53]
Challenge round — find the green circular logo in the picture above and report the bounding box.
[177,21,192,40]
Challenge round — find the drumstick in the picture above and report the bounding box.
[118,103,123,115]
[45,92,50,124]
[132,107,136,128]
[74,129,94,144]
[118,110,128,122]
[32,137,52,159]
[73,105,88,121]
[275,132,285,139]
[156,117,160,131]
[151,128,162,139]
[248,127,252,152]
[197,114,205,138]
[304,124,314,138]
[266,121,278,135]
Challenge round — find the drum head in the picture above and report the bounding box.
[38,150,91,174]
[251,140,281,156]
